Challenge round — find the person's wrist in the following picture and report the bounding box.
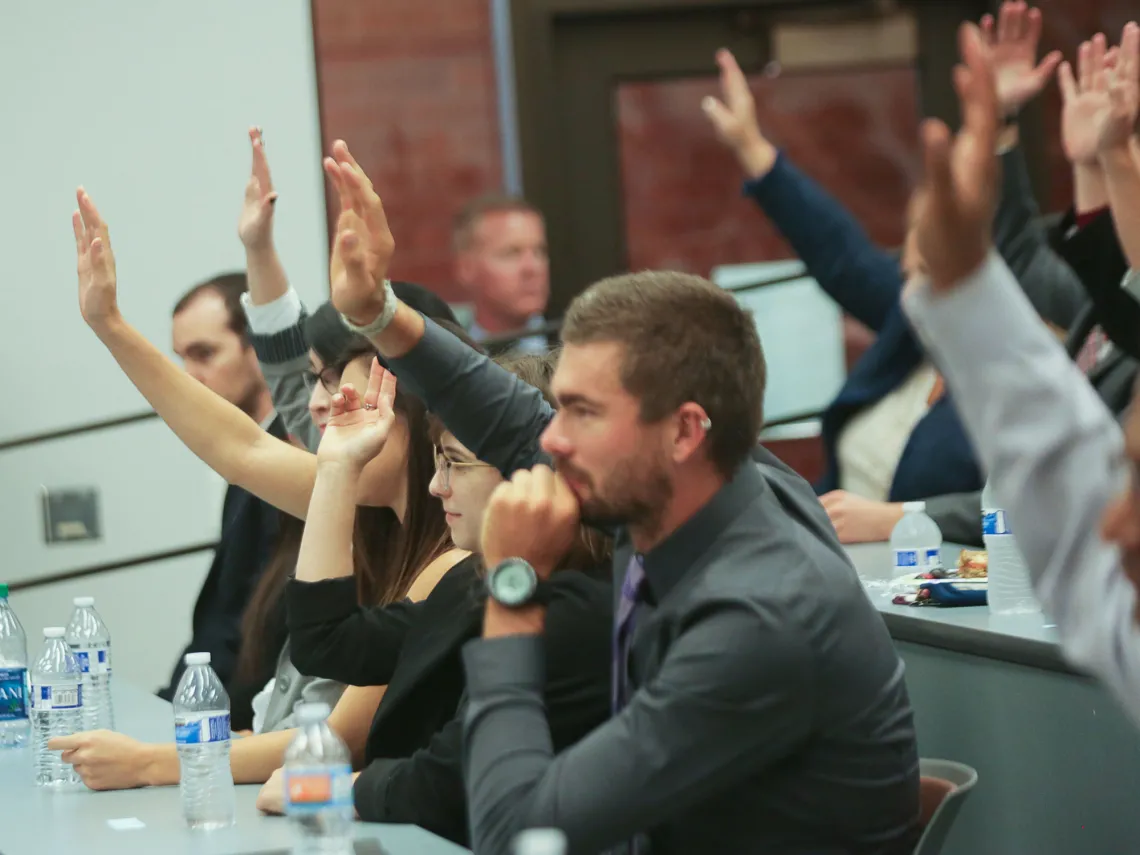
[317,456,368,479]
[243,239,277,260]
[483,599,546,638]
[88,307,126,338]
[1100,142,1137,168]
[344,293,389,328]
[738,138,778,180]
[139,742,167,787]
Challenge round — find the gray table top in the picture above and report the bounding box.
[846,542,1078,675]
[0,683,470,855]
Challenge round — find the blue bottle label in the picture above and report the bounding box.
[0,667,28,721]
[175,712,231,745]
[73,647,111,676]
[31,682,82,711]
[982,510,1011,536]
[284,763,354,815]
[894,548,942,572]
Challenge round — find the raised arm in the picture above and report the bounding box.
[904,19,1140,723]
[319,140,553,475]
[72,189,318,520]
[1095,24,1140,270]
[236,127,322,452]
[704,50,902,332]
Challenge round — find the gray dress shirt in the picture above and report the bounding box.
[903,252,1140,727]
[387,320,920,855]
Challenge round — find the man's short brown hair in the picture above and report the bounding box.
[561,270,765,479]
[452,193,543,252]
[173,272,250,342]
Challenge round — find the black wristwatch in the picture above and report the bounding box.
[486,558,553,608]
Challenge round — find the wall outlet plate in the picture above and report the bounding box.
[41,487,101,544]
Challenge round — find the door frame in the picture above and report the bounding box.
[505,0,1049,317]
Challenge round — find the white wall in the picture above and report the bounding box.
[0,0,328,689]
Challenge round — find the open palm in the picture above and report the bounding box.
[238,127,278,250]
[981,2,1062,116]
[316,359,398,468]
[72,189,120,329]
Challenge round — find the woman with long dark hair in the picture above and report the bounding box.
[50,194,462,788]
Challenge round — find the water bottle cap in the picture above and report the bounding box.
[184,652,211,666]
[43,627,65,638]
[0,583,7,598]
[902,501,926,513]
[73,596,95,607]
[296,702,332,722]
[513,828,568,855]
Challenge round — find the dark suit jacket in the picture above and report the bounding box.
[743,149,1084,506]
[158,415,286,711]
[285,555,612,845]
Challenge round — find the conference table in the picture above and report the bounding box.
[0,682,470,855]
[848,542,1140,855]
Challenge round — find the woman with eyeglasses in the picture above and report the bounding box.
[52,190,465,792]
[253,351,613,846]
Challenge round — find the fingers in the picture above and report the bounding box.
[980,14,994,44]
[1058,60,1078,102]
[324,157,352,212]
[363,357,385,409]
[330,391,347,419]
[1078,40,1093,91]
[378,365,397,411]
[701,96,735,134]
[1091,34,1108,91]
[77,188,109,246]
[339,383,362,412]
[1025,6,1043,47]
[72,209,88,255]
[1121,21,1140,82]
[249,126,274,196]
[715,48,752,111]
[996,0,1016,44]
[959,22,999,151]
[1033,50,1064,89]
[48,734,82,751]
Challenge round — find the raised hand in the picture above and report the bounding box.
[980,1,1062,117]
[702,49,778,179]
[316,357,397,469]
[1058,35,1112,165]
[238,127,279,251]
[73,188,120,330]
[1096,22,1140,153]
[324,140,395,325]
[915,22,1000,293]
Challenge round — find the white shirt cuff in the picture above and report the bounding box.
[240,289,304,335]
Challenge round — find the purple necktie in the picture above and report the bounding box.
[613,554,646,714]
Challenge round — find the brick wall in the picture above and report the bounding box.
[312,0,503,301]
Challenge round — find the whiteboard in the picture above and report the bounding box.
[711,260,845,424]
[0,0,329,443]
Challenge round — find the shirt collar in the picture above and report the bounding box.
[638,461,765,603]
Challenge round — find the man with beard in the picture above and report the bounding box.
[323,141,919,853]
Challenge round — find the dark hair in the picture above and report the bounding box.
[235,339,453,683]
[561,271,764,479]
[172,272,250,342]
[331,337,452,606]
[453,194,543,252]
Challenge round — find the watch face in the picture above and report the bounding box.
[490,560,537,607]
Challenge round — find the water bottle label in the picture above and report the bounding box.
[174,712,231,745]
[894,548,942,572]
[982,510,1012,536]
[0,667,28,721]
[285,763,354,815]
[74,648,111,676]
[31,682,82,711]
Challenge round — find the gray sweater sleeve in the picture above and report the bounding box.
[904,253,1140,726]
[247,311,321,454]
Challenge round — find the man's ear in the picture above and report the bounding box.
[671,403,712,465]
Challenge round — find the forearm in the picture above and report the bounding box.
[1074,163,1110,214]
[295,463,360,583]
[139,742,182,786]
[245,244,290,305]
[903,254,1140,719]
[230,728,296,783]
[1101,145,1140,269]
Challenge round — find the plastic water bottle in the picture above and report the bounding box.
[65,596,113,732]
[982,481,1039,616]
[173,652,235,830]
[888,501,943,587]
[0,584,30,749]
[31,627,83,787]
[513,829,568,855]
[284,701,354,853]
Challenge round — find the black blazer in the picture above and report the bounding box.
[158,415,287,712]
[286,555,612,845]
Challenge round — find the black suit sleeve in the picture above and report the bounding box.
[923,492,983,548]
[1055,209,1140,360]
[285,577,422,686]
[351,573,613,845]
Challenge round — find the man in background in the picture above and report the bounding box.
[157,272,285,702]
[453,194,550,354]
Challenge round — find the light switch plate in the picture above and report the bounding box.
[41,487,101,544]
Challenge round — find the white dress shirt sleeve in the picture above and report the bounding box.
[240,288,304,335]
